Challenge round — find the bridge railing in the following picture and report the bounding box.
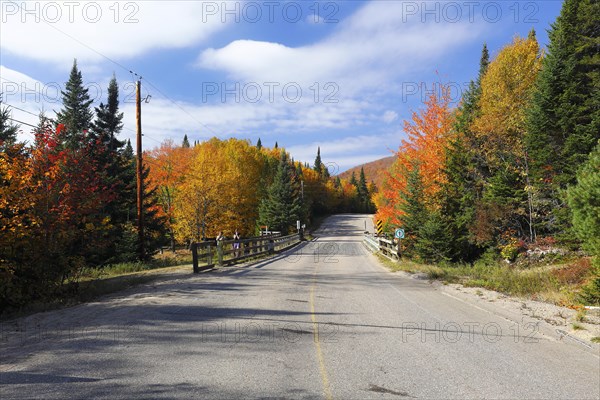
[362,234,400,261]
[191,232,302,273]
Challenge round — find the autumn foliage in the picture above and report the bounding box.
[376,86,453,226]
[1,124,114,307]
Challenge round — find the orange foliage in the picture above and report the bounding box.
[376,86,454,226]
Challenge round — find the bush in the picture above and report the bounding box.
[579,261,600,306]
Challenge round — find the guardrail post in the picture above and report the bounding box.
[192,242,199,274]
[217,241,223,266]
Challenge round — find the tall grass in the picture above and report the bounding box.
[379,254,585,306]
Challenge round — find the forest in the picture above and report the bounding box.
[0,0,597,310]
[375,0,599,304]
[0,68,374,309]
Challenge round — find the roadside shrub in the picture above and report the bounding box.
[551,258,593,285]
[579,261,600,306]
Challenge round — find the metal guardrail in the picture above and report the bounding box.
[363,234,379,252]
[362,234,400,261]
[191,232,302,273]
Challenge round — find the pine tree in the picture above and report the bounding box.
[91,75,123,150]
[414,211,452,263]
[259,152,302,234]
[274,141,278,149]
[567,141,600,305]
[256,138,262,149]
[440,45,489,260]
[567,141,600,258]
[141,163,167,259]
[334,176,342,189]
[357,167,372,212]
[526,0,600,235]
[349,171,357,186]
[89,77,137,263]
[314,147,323,177]
[182,134,190,148]
[55,60,94,148]
[0,103,19,153]
[124,139,134,158]
[398,163,428,257]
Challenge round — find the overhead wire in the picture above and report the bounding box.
[4,0,220,141]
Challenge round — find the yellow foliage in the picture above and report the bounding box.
[172,138,264,241]
[473,34,543,167]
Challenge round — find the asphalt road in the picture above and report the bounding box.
[1,214,599,399]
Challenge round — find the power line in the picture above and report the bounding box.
[5,0,219,140]
[7,117,35,128]
[5,1,134,76]
[4,103,42,118]
[142,79,219,137]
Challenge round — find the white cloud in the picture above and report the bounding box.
[382,110,398,123]
[0,1,228,66]
[196,1,482,96]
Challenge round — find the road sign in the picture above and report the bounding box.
[376,219,383,235]
[394,228,405,239]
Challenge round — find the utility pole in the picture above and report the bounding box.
[136,79,144,260]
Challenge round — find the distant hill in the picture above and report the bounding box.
[337,156,395,190]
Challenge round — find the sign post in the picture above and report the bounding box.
[394,228,405,259]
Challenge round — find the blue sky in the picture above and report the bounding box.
[1,0,563,172]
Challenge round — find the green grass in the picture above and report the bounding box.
[79,252,193,280]
[376,254,579,305]
[591,337,600,343]
[575,308,587,322]
[572,323,585,331]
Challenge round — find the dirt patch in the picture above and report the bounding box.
[438,282,600,345]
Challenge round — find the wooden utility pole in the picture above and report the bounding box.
[136,79,144,259]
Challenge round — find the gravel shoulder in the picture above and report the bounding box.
[388,268,600,349]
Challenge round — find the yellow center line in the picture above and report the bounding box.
[310,270,334,400]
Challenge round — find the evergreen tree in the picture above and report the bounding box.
[115,140,165,261]
[526,0,600,234]
[91,75,123,150]
[256,138,262,149]
[398,163,428,256]
[140,163,168,260]
[124,139,134,158]
[567,141,600,305]
[440,43,490,261]
[0,102,19,150]
[55,60,94,148]
[259,152,302,234]
[182,134,190,148]
[274,141,278,149]
[90,77,138,263]
[358,168,368,195]
[349,171,357,186]
[414,211,452,263]
[357,167,372,212]
[334,176,342,189]
[567,141,600,259]
[314,147,323,177]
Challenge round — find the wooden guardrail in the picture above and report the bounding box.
[191,232,302,273]
[362,234,400,261]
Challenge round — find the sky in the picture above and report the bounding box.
[1,0,564,173]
